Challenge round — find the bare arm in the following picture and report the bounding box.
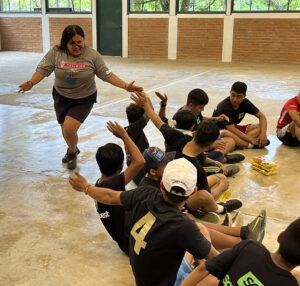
[69,172,122,205]
[289,110,300,128]
[181,261,210,286]
[18,71,45,93]
[255,111,268,146]
[203,114,229,122]
[131,92,164,130]
[155,91,168,119]
[226,124,258,145]
[107,74,143,92]
[106,121,145,185]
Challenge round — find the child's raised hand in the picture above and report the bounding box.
[155,91,168,104]
[107,121,127,139]
[130,91,148,108]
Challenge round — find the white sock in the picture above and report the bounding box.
[215,204,225,214]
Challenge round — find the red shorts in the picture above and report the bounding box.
[235,124,249,133]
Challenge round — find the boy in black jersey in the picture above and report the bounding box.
[213,81,269,149]
[94,121,145,254]
[69,158,219,286]
[182,217,300,286]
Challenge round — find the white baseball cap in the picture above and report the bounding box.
[162,158,197,197]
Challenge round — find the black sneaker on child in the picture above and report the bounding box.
[218,199,243,214]
[224,153,245,164]
[241,210,267,242]
[62,147,80,163]
[67,152,78,170]
[225,165,240,177]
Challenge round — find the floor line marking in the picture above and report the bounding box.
[92,68,216,111]
[1,68,216,142]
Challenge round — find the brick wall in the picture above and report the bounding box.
[0,18,42,52]
[49,18,92,48]
[128,18,168,58]
[233,19,300,63]
[177,18,223,60]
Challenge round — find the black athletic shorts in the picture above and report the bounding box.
[277,130,300,147]
[52,87,97,124]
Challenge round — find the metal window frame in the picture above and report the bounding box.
[0,0,42,12]
[46,0,92,14]
[231,0,300,12]
[176,0,226,14]
[128,0,170,13]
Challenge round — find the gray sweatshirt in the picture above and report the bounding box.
[36,46,113,99]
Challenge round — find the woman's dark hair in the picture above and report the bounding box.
[96,143,124,176]
[59,25,85,51]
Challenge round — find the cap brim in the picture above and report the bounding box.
[160,151,176,166]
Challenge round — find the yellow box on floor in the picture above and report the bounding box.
[251,157,278,175]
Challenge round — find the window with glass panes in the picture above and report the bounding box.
[47,0,91,13]
[177,0,226,12]
[128,0,169,12]
[1,0,41,12]
[233,0,300,11]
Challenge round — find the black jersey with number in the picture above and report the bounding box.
[95,173,130,254]
[120,186,211,286]
[212,97,259,129]
[206,240,298,286]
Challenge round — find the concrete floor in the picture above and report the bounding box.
[0,51,299,285]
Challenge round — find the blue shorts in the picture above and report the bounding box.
[174,257,194,286]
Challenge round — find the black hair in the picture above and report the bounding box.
[187,89,209,106]
[126,104,144,123]
[231,81,247,95]
[165,186,189,204]
[174,109,196,130]
[194,121,220,147]
[96,143,124,176]
[279,217,300,265]
[59,25,85,52]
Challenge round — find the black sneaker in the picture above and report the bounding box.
[224,153,245,164]
[192,209,220,224]
[62,147,80,163]
[218,199,243,214]
[67,152,78,170]
[225,165,240,177]
[243,210,267,242]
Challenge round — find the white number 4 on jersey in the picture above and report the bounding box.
[130,212,156,255]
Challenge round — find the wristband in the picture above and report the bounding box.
[160,102,167,108]
[84,185,90,195]
[27,80,34,87]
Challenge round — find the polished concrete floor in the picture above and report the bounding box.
[0,51,299,285]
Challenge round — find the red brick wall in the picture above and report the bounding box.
[49,18,92,48]
[128,18,168,58]
[177,18,223,60]
[0,18,42,52]
[233,19,300,63]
